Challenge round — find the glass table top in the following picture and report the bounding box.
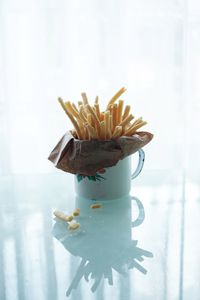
[0,170,199,300]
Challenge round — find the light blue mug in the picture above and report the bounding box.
[74,149,145,200]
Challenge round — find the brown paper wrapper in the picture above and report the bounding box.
[48,131,153,176]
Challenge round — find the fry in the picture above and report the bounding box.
[85,125,89,140]
[119,114,134,129]
[109,115,113,133]
[87,113,93,126]
[73,208,80,216]
[81,92,88,105]
[85,104,101,136]
[78,101,83,107]
[65,101,80,119]
[100,113,105,121]
[94,103,101,121]
[58,97,68,113]
[122,105,131,120]
[107,87,126,109]
[68,222,80,230]
[90,203,102,209]
[79,109,87,123]
[100,121,106,140]
[132,117,143,126]
[79,105,87,119]
[58,98,82,139]
[72,103,79,112]
[108,105,113,123]
[85,123,97,139]
[53,210,73,222]
[77,118,86,139]
[105,111,111,139]
[112,104,118,128]
[95,96,99,104]
[70,130,77,138]
[117,100,124,123]
[125,121,147,136]
[112,126,122,138]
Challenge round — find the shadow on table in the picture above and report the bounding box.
[52,195,153,297]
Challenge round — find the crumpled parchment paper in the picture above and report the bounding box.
[48,131,153,176]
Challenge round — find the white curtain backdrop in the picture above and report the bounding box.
[0,0,199,175]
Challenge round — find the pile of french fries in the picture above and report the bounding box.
[58,87,147,140]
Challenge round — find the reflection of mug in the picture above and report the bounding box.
[52,195,153,296]
[74,149,145,200]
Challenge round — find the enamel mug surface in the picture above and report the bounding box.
[74,149,145,200]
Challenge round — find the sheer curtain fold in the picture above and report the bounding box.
[0,0,199,174]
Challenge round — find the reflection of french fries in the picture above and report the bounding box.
[58,87,148,140]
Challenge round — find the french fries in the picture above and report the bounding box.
[122,105,131,120]
[107,87,126,109]
[117,100,124,124]
[100,121,106,140]
[58,88,148,140]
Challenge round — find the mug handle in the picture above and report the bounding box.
[131,149,145,180]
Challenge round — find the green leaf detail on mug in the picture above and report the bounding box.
[76,173,106,182]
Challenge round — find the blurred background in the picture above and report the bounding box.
[1,2,200,300]
[0,0,199,176]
